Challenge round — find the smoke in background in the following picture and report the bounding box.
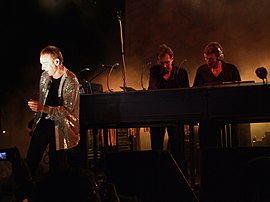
[123,0,270,87]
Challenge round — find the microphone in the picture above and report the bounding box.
[77,67,90,76]
[256,67,268,80]
[102,63,120,69]
[177,59,188,75]
[117,10,122,20]
[145,61,152,66]
[179,59,188,67]
[256,67,268,84]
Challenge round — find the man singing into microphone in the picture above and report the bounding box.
[148,44,189,170]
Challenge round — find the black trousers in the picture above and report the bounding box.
[198,120,239,149]
[25,119,77,179]
[150,124,186,171]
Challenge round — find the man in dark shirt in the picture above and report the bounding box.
[193,41,241,149]
[148,44,189,168]
[193,42,241,87]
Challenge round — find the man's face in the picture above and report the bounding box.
[204,53,218,69]
[40,54,58,76]
[158,54,173,70]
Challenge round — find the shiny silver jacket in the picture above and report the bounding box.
[33,67,80,150]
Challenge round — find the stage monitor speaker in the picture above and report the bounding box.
[104,150,198,202]
[200,146,270,202]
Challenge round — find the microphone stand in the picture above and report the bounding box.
[77,68,92,94]
[140,62,152,90]
[86,66,109,94]
[117,11,128,91]
[177,59,188,76]
[106,63,119,92]
[81,80,93,94]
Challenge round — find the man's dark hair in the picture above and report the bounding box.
[156,44,174,59]
[204,41,224,60]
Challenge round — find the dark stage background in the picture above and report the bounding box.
[1,0,270,157]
